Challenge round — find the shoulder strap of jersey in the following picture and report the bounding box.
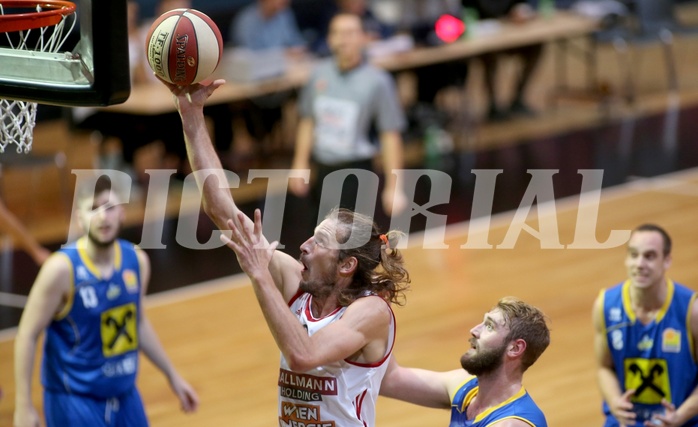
[53,252,76,321]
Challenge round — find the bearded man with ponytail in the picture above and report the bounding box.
[167,76,410,427]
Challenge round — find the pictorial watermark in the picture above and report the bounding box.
[65,168,631,250]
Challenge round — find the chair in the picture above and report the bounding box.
[633,0,698,37]
[594,0,698,103]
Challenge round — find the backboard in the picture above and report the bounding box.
[0,0,131,107]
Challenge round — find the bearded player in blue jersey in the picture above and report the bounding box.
[380,297,550,426]
[14,176,198,427]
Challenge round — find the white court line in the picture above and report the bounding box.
[0,326,17,341]
[631,176,698,197]
[144,274,251,308]
[0,292,28,308]
[436,166,698,242]
[413,171,654,243]
[0,275,253,343]
[2,167,697,342]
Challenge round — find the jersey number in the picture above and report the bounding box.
[78,286,99,308]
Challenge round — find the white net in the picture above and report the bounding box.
[0,99,37,153]
[0,2,76,153]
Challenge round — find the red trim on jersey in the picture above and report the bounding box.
[344,295,396,367]
[354,389,368,425]
[287,289,305,307]
[304,295,343,322]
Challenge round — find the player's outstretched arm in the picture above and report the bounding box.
[14,254,72,427]
[380,356,464,409]
[164,80,300,298]
[135,249,199,413]
[164,79,242,231]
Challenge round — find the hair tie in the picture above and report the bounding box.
[379,234,390,249]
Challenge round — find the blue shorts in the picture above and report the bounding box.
[44,387,148,427]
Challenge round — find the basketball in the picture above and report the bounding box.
[145,8,223,86]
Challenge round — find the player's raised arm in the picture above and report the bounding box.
[164,79,242,230]
[163,80,301,299]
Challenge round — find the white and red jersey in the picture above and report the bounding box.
[278,292,395,427]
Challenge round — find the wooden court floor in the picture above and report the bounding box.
[2,167,698,426]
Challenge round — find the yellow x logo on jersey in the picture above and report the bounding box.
[101,303,138,357]
[624,358,671,404]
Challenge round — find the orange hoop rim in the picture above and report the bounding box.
[0,0,77,33]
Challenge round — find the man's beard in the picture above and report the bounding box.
[87,228,117,248]
[299,271,337,300]
[460,339,508,376]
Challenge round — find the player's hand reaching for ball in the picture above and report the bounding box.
[221,209,279,283]
[160,78,226,115]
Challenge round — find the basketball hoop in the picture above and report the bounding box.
[0,0,77,153]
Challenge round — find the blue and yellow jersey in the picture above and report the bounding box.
[449,376,547,426]
[600,280,698,426]
[41,238,142,398]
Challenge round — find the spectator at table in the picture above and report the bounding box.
[462,0,544,121]
[226,0,309,169]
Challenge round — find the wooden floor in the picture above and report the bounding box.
[2,167,698,426]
